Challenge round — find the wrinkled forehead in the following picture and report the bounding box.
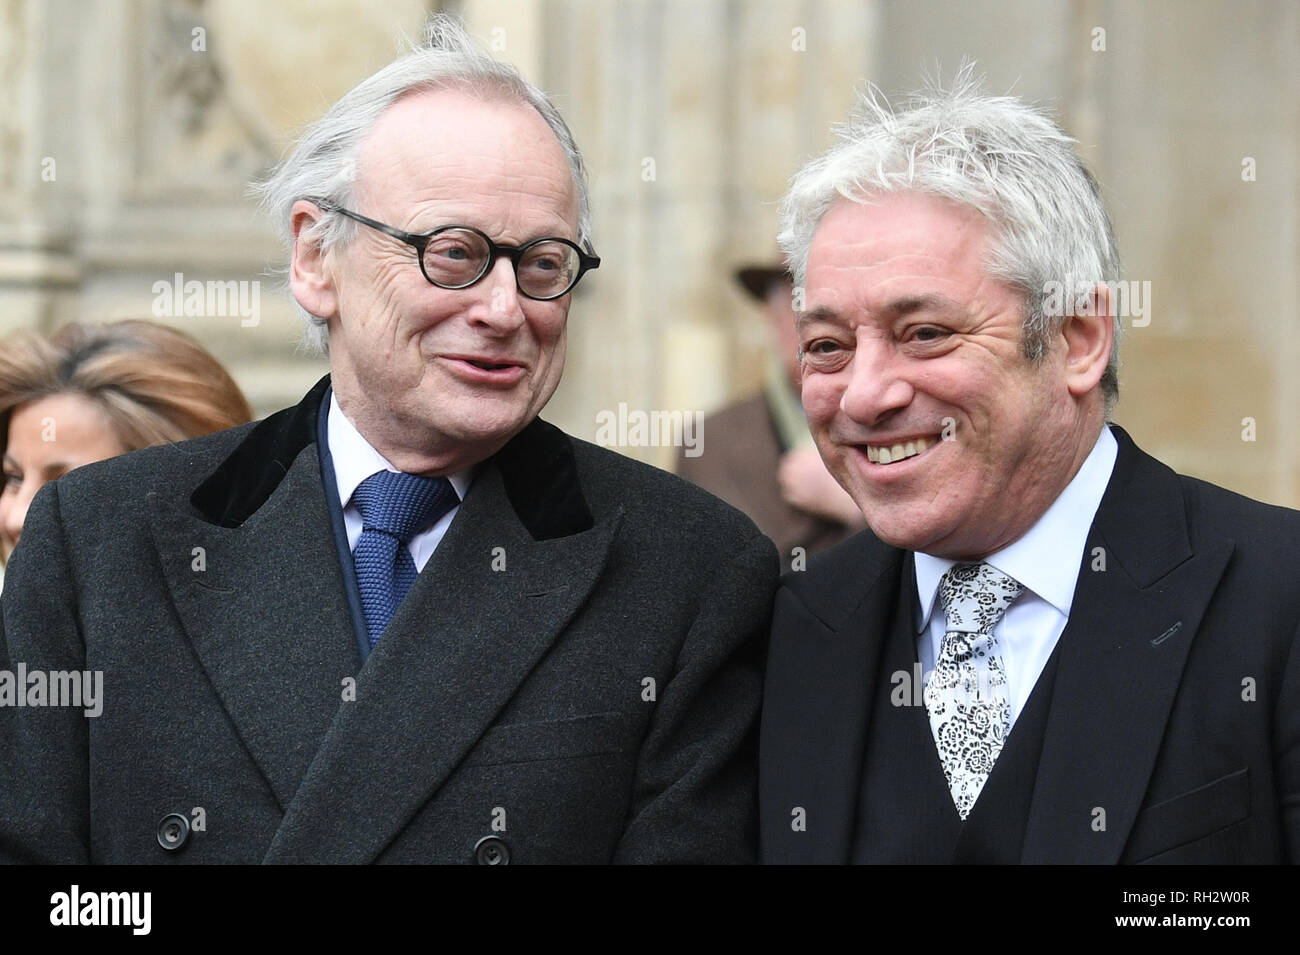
[351,87,579,223]
[804,193,995,305]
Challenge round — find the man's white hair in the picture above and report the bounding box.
[778,65,1122,414]
[253,15,592,354]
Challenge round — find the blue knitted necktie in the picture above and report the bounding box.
[351,470,459,647]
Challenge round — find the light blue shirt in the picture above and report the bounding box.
[326,392,474,572]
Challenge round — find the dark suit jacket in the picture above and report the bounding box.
[761,425,1300,863]
[0,375,778,863]
[676,394,856,564]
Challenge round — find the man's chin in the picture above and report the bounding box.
[397,383,556,466]
[442,417,528,450]
[854,501,950,554]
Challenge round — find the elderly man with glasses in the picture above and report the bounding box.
[0,18,776,864]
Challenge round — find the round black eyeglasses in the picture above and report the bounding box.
[309,198,600,300]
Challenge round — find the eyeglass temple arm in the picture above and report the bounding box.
[307,198,421,247]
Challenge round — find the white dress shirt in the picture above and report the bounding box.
[326,393,474,572]
[914,426,1118,728]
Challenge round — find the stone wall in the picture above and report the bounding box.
[1,0,1294,503]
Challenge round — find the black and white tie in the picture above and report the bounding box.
[924,562,1024,820]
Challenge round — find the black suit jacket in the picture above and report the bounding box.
[761,425,1300,863]
[0,375,778,863]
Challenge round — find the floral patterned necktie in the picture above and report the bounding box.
[924,562,1024,820]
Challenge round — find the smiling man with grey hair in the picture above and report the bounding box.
[760,70,1300,864]
[0,17,776,864]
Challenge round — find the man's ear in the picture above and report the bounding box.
[1061,282,1114,399]
[289,200,340,321]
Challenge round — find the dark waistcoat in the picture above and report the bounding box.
[852,564,1061,863]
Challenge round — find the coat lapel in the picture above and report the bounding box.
[761,536,902,863]
[1021,426,1233,863]
[150,373,620,863]
[146,378,360,811]
[263,458,621,863]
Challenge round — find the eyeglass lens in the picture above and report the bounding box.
[426,229,580,297]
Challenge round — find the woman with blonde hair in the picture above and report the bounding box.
[0,320,253,563]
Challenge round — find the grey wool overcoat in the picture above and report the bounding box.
[0,375,777,864]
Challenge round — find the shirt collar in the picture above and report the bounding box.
[326,391,474,508]
[914,425,1118,632]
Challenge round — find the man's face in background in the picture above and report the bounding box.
[763,278,801,390]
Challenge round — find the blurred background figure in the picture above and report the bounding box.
[676,259,863,565]
[0,320,253,567]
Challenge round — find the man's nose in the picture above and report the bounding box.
[467,257,526,333]
[839,336,913,426]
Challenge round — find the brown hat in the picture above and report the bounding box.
[734,258,792,302]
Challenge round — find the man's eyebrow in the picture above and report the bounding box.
[796,294,960,329]
[797,306,842,329]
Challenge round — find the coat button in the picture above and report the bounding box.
[473,835,510,865]
[157,813,191,852]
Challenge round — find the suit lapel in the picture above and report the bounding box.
[1022,426,1233,863]
[263,459,621,863]
[762,537,902,863]
[147,422,360,812]
[143,374,615,862]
